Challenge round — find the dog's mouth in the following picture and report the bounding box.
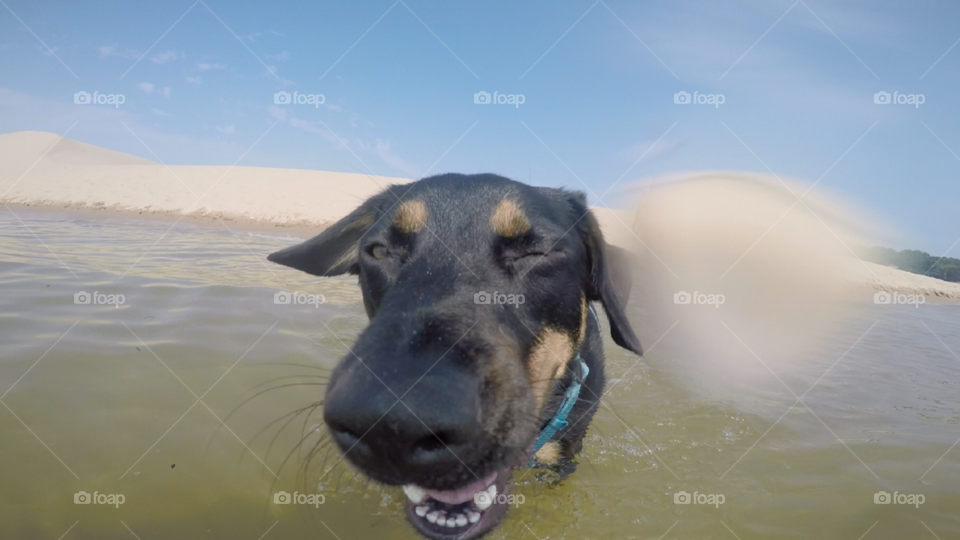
[401,467,513,540]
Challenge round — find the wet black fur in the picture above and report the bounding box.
[268,173,641,530]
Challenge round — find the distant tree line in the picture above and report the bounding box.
[857,246,960,283]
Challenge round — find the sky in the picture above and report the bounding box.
[1,0,958,254]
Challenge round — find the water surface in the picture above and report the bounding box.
[1,210,959,539]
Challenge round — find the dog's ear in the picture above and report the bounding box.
[267,200,378,277]
[565,191,643,356]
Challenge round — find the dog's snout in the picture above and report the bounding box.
[324,365,484,482]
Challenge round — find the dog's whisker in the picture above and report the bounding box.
[247,374,329,392]
[297,399,329,466]
[216,381,327,439]
[273,413,327,475]
[264,401,325,463]
[302,438,341,492]
[244,402,322,452]
[234,401,325,481]
[240,361,333,372]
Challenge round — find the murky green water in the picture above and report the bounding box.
[2,210,959,539]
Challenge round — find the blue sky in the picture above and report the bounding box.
[1,0,958,254]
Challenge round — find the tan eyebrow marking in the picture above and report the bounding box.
[393,199,428,233]
[490,198,531,238]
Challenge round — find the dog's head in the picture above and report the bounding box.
[268,173,641,539]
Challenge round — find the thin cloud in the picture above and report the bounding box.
[98,44,139,59]
[137,82,154,93]
[152,50,179,64]
[621,138,679,163]
[374,139,419,178]
[266,105,287,122]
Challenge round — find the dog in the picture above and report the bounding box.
[268,173,642,539]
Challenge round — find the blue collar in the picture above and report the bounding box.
[529,306,596,465]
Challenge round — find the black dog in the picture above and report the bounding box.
[268,173,642,539]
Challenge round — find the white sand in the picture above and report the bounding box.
[0,131,409,227]
[2,130,958,300]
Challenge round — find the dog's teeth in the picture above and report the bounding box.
[487,484,497,499]
[415,505,428,517]
[455,515,468,527]
[475,495,492,510]
[445,517,458,527]
[467,511,481,523]
[426,511,439,524]
[402,485,427,504]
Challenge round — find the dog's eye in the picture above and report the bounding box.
[369,244,390,259]
[502,251,546,264]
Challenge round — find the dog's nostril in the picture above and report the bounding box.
[327,422,363,446]
[412,431,455,454]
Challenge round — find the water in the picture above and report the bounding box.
[1,209,959,539]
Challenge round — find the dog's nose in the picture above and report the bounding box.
[323,365,484,478]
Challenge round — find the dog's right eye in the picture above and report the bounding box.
[368,244,390,259]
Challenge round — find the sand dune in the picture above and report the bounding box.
[0,131,409,227]
[1,130,957,301]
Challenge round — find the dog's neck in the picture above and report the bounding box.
[528,306,598,464]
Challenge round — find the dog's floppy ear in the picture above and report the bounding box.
[566,191,643,356]
[267,200,378,277]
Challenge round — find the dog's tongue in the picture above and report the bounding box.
[421,473,497,505]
